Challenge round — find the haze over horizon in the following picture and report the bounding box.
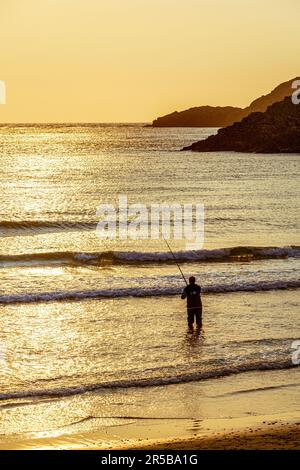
[0,0,299,123]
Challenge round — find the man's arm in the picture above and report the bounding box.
[181,287,187,299]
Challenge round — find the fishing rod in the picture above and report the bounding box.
[162,236,188,286]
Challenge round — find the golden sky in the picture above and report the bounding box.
[0,0,299,122]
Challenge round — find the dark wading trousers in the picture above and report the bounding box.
[187,306,202,328]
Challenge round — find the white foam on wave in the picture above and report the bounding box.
[0,279,299,305]
[0,245,299,268]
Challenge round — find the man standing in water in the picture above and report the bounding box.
[181,276,202,330]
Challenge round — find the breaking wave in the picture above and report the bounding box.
[0,358,294,401]
[1,245,299,268]
[0,279,299,304]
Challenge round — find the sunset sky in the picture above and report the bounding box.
[0,0,299,122]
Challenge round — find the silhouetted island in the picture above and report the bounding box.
[153,106,243,128]
[181,96,300,153]
[152,77,299,127]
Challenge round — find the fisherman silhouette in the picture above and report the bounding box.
[181,276,202,330]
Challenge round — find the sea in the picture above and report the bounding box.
[0,124,299,444]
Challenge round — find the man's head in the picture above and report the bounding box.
[189,276,196,285]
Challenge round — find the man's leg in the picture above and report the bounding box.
[195,307,202,329]
[187,309,194,328]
